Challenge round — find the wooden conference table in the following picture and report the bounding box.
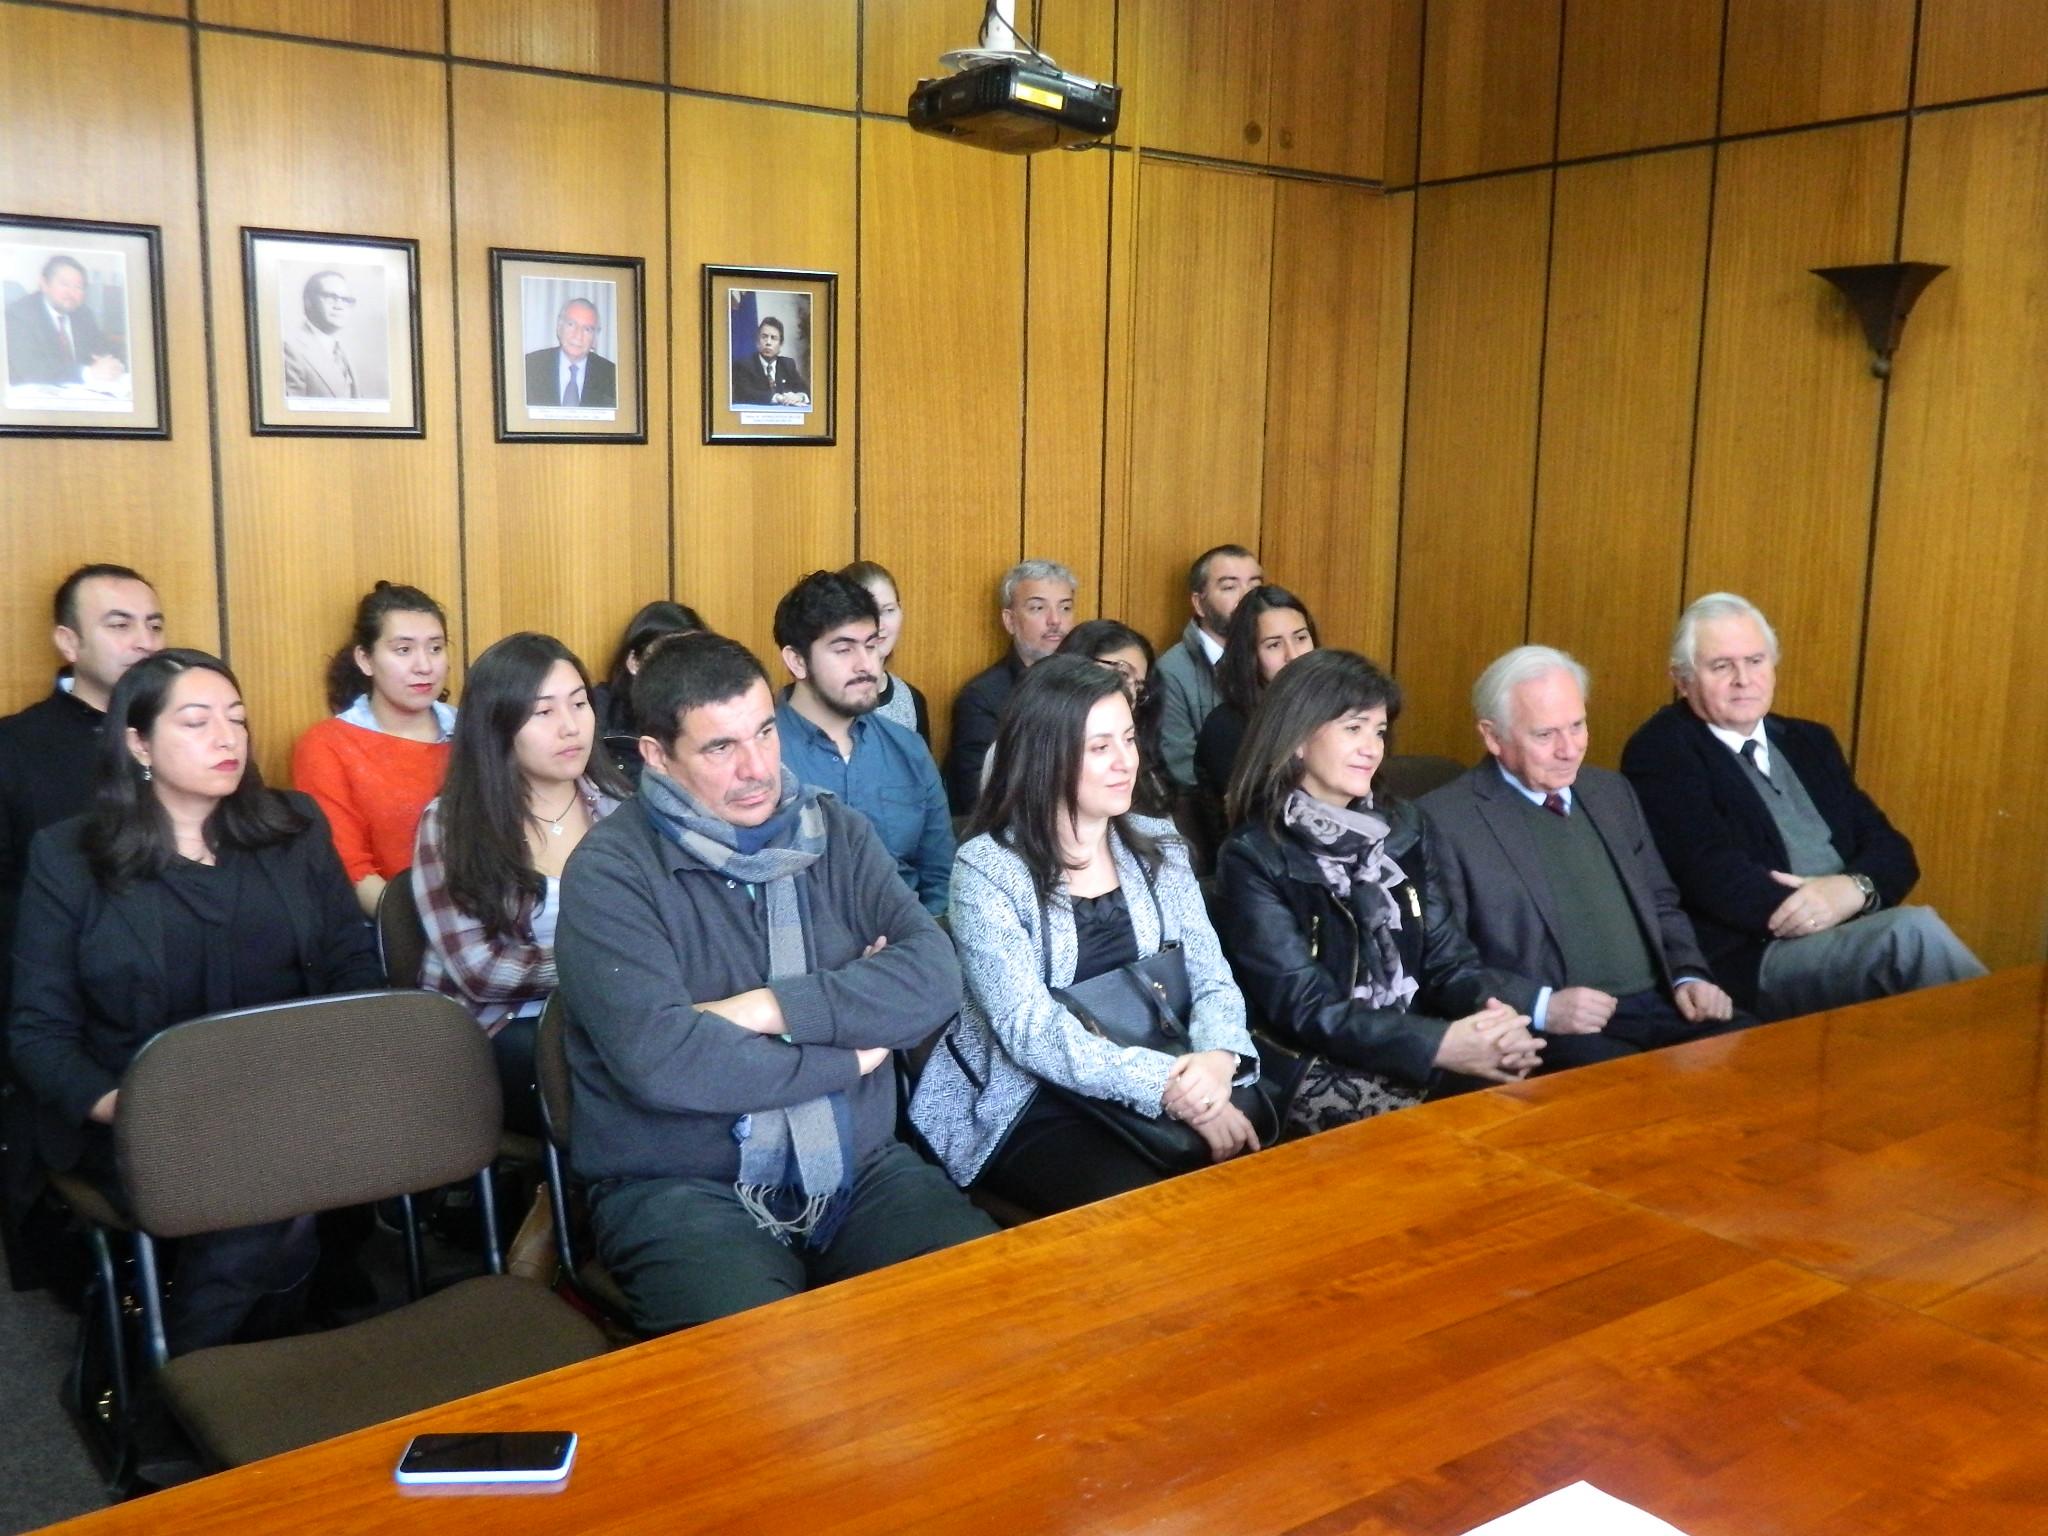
[49,965,2048,1534]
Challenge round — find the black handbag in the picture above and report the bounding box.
[1041,875,1296,1174]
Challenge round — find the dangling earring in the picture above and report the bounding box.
[140,763,152,782]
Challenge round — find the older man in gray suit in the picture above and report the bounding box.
[1419,645,1752,1072]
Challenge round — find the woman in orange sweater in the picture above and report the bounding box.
[291,582,454,915]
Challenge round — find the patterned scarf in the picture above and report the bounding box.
[640,765,854,1246]
[1280,790,1419,1011]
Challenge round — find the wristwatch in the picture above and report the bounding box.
[1847,872,1879,913]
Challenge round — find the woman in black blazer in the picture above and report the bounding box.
[1211,651,1543,1134]
[11,649,381,1353]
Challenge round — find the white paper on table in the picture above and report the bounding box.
[1460,1481,1692,1535]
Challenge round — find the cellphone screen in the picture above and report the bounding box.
[395,1432,577,1483]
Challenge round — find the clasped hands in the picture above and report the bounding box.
[698,934,893,1076]
[1766,870,1864,940]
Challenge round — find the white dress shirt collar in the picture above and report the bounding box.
[1495,762,1571,813]
[1706,719,1770,775]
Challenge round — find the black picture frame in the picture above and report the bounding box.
[489,247,648,444]
[242,226,424,438]
[703,265,837,446]
[0,213,169,439]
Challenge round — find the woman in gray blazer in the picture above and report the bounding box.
[909,656,1259,1215]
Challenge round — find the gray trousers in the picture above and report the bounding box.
[591,1141,995,1334]
[1755,904,1987,1020]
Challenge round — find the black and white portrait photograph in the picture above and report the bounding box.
[243,228,421,437]
[703,265,835,445]
[491,249,645,443]
[0,214,166,438]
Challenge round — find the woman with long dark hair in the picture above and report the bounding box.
[1212,650,1543,1135]
[1194,584,1318,805]
[1057,618,1171,816]
[410,633,629,1134]
[909,656,1260,1215]
[291,581,454,915]
[592,600,707,741]
[11,650,382,1353]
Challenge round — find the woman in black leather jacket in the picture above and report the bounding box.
[1213,650,1543,1134]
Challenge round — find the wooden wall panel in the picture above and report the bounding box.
[1557,0,1722,160]
[449,0,665,82]
[670,0,854,109]
[1034,0,1116,84]
[858,120,1025,752]
[862,0,982,117]
[1117,0,1271,164]
[64,0,182,16]
[1860,98,2048,969]
[1382,0,1425,191]
[199,32,460,781]
[671,95,856,669]
[1269,0,1387,181]
[0,6,217,712]
[1686,121,1902,744]
[1110,160,1273,652]
[198,0,445,52]
[1394,170,1551,758]
[1022,146,1110,602]
[1262,183,1394,657]
[452,67,668,679]
[1530,149,1711,766]
[1419,0,1561,182]
[1916,0,2048,106]
[1368,190,1413,669]
[1720,0,1913,135]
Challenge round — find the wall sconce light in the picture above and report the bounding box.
[1810,261,1948,378]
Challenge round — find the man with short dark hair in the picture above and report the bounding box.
[280,270,360,399]
[731,315,809,407]
[4,254,127,388]
[1156,544,1262,791]
[1421,646,1748,1073]
[0,563,165,1286]
[773,572,953,914]
[944,558,1077,813]
[523,296,618,408]
[555,632,991,1332]
[1622,592,1984,1019]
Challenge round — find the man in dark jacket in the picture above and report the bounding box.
[1422,646,1748,1069]
[0,563,165,1288]
[1621,593,1984,1019]
[943,558,1075,813]
[555,633,991,1333]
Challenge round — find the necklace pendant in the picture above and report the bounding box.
[550,821,565,836]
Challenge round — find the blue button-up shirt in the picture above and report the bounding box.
[776,698,954,914]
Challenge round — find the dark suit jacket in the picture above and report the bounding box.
[5,291,115,387]
[1420,762,1714,1014]
[1619,702,1919,1004]
[944,652,1024,815]
[524,346,618,408]
[731,353,808,406]
[8,797,382,1171]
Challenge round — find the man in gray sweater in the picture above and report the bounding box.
[556,633,992,1333]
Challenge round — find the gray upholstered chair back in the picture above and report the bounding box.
[535,990,573,1149]
[376,867,427,989]
[115,990,500,1237]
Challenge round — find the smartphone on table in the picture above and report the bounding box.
[394,1431,578,1486]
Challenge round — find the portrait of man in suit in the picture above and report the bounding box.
[278,269,369,400]
[731,313,809,408]
[524,293,617,410]
[4,252,127,390]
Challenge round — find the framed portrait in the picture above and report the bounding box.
[703,265,836,446]
[490,248,647,443]
[0,214,167,438]
[242,227,422,437]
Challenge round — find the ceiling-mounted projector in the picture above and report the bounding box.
[908,1,1120,154]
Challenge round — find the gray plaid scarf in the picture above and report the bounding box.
[640,765,853,1245]
[1281,790,1419,1012]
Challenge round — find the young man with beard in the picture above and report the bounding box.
[774,571,953,914]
